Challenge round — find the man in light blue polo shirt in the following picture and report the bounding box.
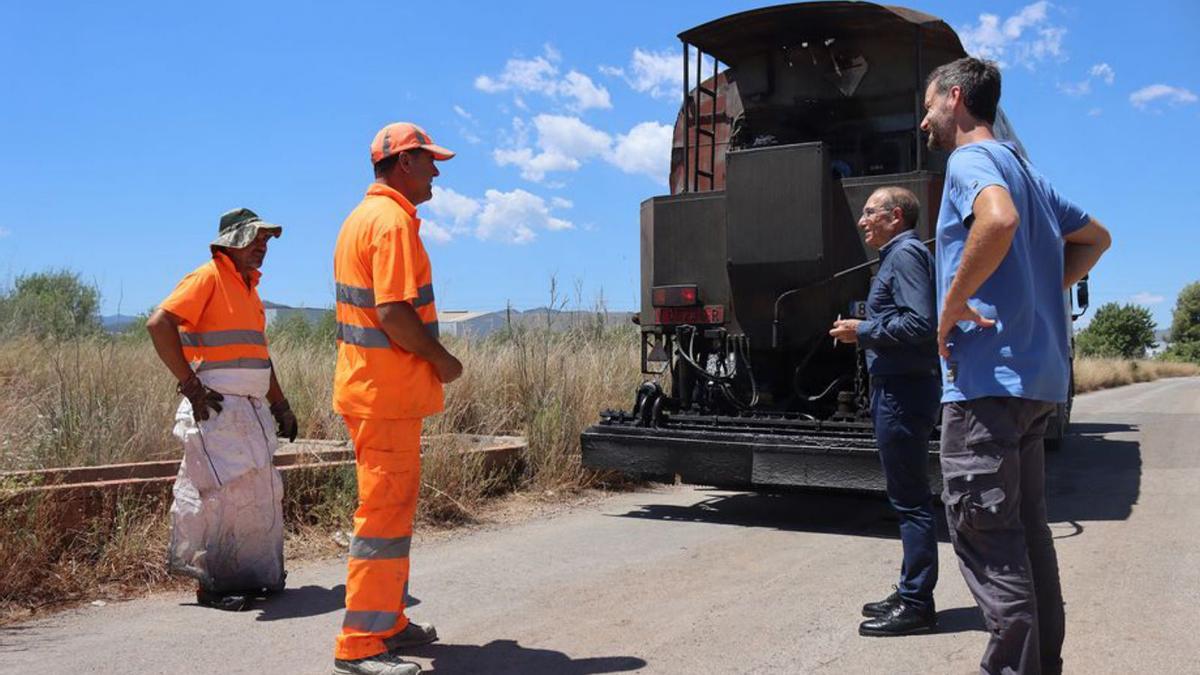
[922,57,1111,675]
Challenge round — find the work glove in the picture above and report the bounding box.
[270,398,299,442]
[178,373,223,422]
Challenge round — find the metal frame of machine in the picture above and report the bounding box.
[582,2,1088,491]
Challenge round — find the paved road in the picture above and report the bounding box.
[3,378,1198,674]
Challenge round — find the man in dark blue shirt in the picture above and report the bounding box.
[830,186,940,637]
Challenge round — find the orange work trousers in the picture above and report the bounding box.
[335,416,422,661]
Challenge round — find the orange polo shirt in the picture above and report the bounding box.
[158,251,271,372]
[332,183,442,419]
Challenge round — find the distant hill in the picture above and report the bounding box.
[101,314,139,333]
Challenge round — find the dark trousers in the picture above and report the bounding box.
[870,375,941,612]
[941,397,1064,675]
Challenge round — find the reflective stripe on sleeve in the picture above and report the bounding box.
[412,284,435,308]
[348,535,411,560]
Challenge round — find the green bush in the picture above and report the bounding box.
[1075,302,1157,359]
[0,271,102,340]
[1165,282,1200,363]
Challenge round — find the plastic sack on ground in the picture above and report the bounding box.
[167,368,285,594]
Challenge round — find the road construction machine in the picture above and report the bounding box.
[580,2,1089,491]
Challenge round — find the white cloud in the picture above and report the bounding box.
[1088,107,1103,117]
[627,48,682,98]
[474,50,559,96]
[427,186,481,229]
[495,115,675,185]
[559,70,612,111]
[475,45,611,111]
[1130,84,1198,110]
[420,220,454,244]
[419,185,575,245]
[602,47,719,99]
[608,121,673,185]
[957,2,1066,69]
[476,188,573,244]
[1131,292,1165,306]
[1059,80,1091,97]
[1060,62,1116,97]
[494,114,612,181]
[453,105,473,120]
[1090,63,1115,85]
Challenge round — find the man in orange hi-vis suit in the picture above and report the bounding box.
[146,208,300,613]
[330,123,463,675]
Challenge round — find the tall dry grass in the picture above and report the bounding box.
[0,323,642,617]
[1073,357,1200,394]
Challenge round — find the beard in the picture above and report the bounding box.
[925,112,952,151]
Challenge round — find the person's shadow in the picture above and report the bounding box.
[407,639,646,674]
[252,584,347,621]
[251,585,422,622]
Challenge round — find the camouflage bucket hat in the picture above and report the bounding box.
[210,208,283,248]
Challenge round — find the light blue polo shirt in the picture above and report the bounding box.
[936,140,1090,403]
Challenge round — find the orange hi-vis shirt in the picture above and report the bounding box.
[333,183,442,419]
[158,251,271,372]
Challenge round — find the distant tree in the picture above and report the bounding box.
[267,312,313,344]
[0,271,102,339]
[1162,282,1200,363]
[312,310,337,344]
[1168,282,1200,346]
[1075,302,1157,359]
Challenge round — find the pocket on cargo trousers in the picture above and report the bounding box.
[942,451,1012,532]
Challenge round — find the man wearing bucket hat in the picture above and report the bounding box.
[329,123,462,675]
[146,207,299,612]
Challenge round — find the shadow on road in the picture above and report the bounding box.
[251,585,424,622]
[616,422,1141,542]
[617,490,953,542]
[935,606,986,634]
[1046,422,1141,524]
[407,639,646,674]
[252,584,347,621]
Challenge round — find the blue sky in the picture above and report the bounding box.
[1,1,1196,330]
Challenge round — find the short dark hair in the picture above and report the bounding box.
[926,57,1001,125]
[373,153,400,178]
[877,187,920,230]
[373,148,428,178]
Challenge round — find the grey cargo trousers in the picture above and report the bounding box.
[940,397,1064,675]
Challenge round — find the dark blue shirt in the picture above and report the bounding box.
[856,229,939,376]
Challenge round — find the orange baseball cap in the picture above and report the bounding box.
[370,122,456,164]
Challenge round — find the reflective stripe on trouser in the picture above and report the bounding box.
[335,416,422,662]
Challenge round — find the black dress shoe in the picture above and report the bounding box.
[196,587,251,612]
[858,601,937,637]
[862,588,901,618]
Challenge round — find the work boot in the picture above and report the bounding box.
[384,621,438,650]
[332,652,421,675]
[858,601,937,637]
[861,587,901,618]
[196,587,251,612]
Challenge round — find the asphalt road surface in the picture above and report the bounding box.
[3,377,1198,674]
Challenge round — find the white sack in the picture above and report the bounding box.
[167,368,285,594]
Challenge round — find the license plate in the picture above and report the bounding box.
[654,305,725,325]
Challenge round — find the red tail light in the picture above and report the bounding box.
[652,284,699,307]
